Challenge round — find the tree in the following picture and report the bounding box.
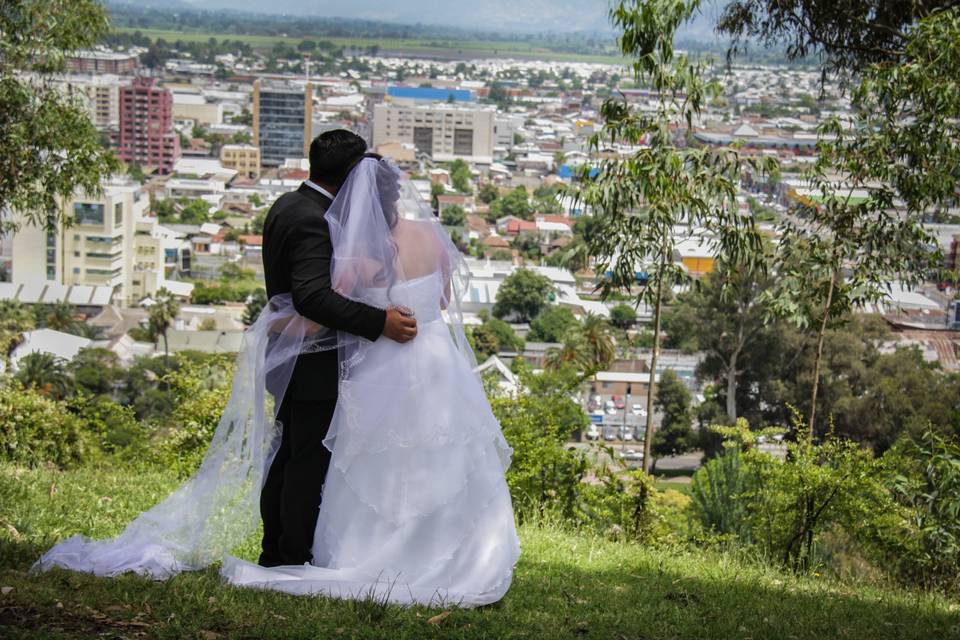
[610,304,637,329]
[15,352,72,399]
[484,317,524,353]
[528,306,579,343]
[0,300,35,362]
[126,162,146,184]
[243,288,267,326]
[578,0,774,472]
[478,182,500,204]
[40,301,76,332]
[492,268,553,322]
[490,186,533,221]
[762,9,956,437]
[651,369,693,468]
[544,332,591,372]
[441,204,466,227]
[69,347,120,398]
[470,323,500,360]
[450,159,472,193]
[578,313,616,370]
[0,0,118,230]
[430,182,445,211]
[148,288,181,359]
[716,0,956,74]
[665,265,775,422]
[179,199,210,225]
[153,198,177,222]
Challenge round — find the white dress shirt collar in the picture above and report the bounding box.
[303,179,336,201]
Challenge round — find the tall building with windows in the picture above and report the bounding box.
[372,100,496,163]
[252,79,313,166]
[116,77,181,174]
[9,180,192,306]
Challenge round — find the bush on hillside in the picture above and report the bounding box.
[0,383,88,467]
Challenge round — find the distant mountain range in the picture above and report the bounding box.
[106,0,727,39]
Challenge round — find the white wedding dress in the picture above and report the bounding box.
[223,271,520,606]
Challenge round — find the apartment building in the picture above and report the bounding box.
[10,180,192,306]
[116,77,181,174]
[253,79,313,166]
[66,50,139,75]
[372,100,496,164]
[66,74,126,133]
[220,144,261,179]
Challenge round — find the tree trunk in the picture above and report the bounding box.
[641,256,666,474]
[807,270,836,439]
[726,350,739,422]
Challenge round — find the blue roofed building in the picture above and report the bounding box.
[387,86,474,102]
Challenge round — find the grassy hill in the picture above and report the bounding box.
[1,463,957,639]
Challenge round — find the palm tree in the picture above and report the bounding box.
[15,352,72,398]
[578,313,616,370]
[0,300,35,362]
[544,332,591,372]
[43,302,76,332]
[147,288,181,360]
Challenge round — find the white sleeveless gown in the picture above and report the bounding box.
[222,272,520,607]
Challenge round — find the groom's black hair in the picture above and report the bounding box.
[309,129,367,187]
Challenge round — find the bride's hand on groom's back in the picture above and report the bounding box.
[383,307,417,343]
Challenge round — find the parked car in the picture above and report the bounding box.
[604,428,617,441]
[585,424,600,440]
[613,395,625,410]
[619,449,644,461]
[604,399,615,411]
[631,404,646,416]
[621,427,634,441]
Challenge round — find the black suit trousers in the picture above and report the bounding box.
[258,351,339,566]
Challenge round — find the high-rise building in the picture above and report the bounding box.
[65,74,125,133]
[252,79,313,166]
[116,77,181,174]
[10,180,192,306]
[372,100,496,163]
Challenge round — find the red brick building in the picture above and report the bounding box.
[116,77,180,174]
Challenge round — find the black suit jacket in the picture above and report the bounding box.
[262,183,386,399]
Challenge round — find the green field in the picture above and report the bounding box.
[2,463,958,639]
[113,27,628,65]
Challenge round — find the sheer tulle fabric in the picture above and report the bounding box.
[33,296,326,578]
[34,157,519,607]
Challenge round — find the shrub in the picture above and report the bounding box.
[67,394,146,460]
[153,355,233,476]
[690,416,889,572]
[0,383,88,467]
[870,432,960,592]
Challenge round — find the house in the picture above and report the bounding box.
[10,329,92,369]
[474,355,520,396]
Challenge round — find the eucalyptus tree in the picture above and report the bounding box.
[0,0,117,230]
[577,0,776,472]
[762,9,958,438]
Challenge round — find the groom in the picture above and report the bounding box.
[258,129,418,567]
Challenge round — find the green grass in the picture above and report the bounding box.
[2,463,958,639]
[113,28,628,65]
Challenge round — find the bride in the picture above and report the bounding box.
[36,157,520,608]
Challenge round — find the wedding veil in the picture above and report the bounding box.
[34,156,476,578]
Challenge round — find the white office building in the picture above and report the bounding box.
[372,100,496,164]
